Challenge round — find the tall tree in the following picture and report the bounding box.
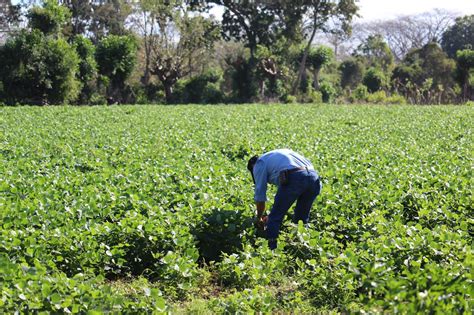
[306,45,333,90]
[58,0,93,37]
[208,0,303,59]
[73,35,98,103]
[0,0,81,105]
[0,30,80,105]
[441,15,474,58]
[89,0,131,41]
[355,34,394,72]
[292,0,358,94]
[57,0,132,40]
[0,1,21,42]
[131,0,219,103]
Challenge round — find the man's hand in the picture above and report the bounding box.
[255,215,268,230]
[255,201,265,217]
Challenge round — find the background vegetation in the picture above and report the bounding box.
[0,0,473,105]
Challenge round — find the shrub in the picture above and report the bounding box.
[180,70,224,104]
[307,89,323,103]
[358,91,407,104]
[283,95,297,104]
[193,209,254,262]
[386,93,407,104]
[366,90,388,103]
[352,84,369,102]
[363,67,387,93]
[320,81,336,103]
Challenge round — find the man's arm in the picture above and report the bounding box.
[253,160,268,223]
[255,201,266,218]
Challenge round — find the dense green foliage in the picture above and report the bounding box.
[355,34,394,72]
[391,43,456,104]
[73,35,98,104]
[339,58,365,90]
[441,15,474,58]
[455,49,474,101]
[363,67,387,93]
[27,0,71,36]
[96,35,138,103]
[1,1,473,105]
[0,29,80,105]
[0,105,472,313]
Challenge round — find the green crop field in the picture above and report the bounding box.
[0,104,473,313]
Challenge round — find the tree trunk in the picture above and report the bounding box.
[463,82,468,102]
[141,60,150,86]
[164,83,173,104]
[313,67,321,90]
[292,13,318,95]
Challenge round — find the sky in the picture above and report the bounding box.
[11,0,474,22]
[207,0,474,22]
[355,0,474,21]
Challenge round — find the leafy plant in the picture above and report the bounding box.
[0,104,471,313]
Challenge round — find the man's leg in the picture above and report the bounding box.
[293,177,321,224]
[266,184,301,249]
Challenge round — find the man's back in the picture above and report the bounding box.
[256,149,313,185]
[253,149,315,202]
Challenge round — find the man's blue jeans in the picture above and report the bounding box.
[266,169,322,249]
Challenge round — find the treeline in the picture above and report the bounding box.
[0,0,473,105]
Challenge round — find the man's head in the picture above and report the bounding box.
[247,155,259,184]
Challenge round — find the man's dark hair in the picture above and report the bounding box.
[247,155,259,184]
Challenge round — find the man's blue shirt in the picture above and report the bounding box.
[253,149,315,202]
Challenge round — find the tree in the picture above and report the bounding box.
[208,0,303,59]
[441,15,474,58]
[28,0,71,36]
[392,42,456,103]
[73,35,98,103]
[355,34,394,72]
[132,1,219,103]
[128,0,160,86]
[254,45,281,100]
[455,49,474,101]
[0,29,80,105]
[292,0,358,94]
[57,0,132,41]
[306,45,333,90]
[96,35,138,103]
[207,0,306,101]
[0,1,21,42]
[58,0,93,37]
[339,57,365,90]
[89,0,131,41]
